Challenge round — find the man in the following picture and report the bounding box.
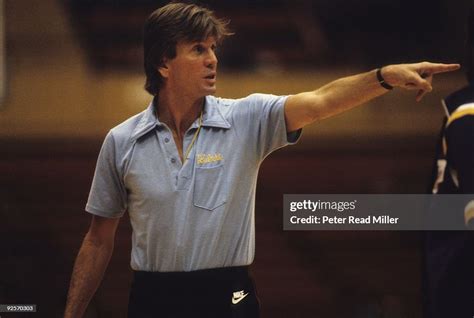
[64,2,460,318]
[423,8,474,318]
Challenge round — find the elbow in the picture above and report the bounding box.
[83,215,120,249]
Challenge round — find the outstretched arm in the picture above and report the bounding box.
[284,62,460,132]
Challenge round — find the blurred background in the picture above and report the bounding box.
[0,0,471,317]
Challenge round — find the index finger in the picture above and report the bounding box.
[424,63,460,74]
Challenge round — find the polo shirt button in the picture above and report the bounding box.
[164,137,170,143]
[171,158,176,164]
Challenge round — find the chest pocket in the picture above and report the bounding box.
[193,163,227,211]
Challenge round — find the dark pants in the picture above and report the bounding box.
[128,266,260,318]
[423,231,474,318]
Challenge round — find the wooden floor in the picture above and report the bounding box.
[0,137,434,317]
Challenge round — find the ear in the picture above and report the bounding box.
[158,58,170,78]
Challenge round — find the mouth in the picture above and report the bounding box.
[204,73,216,81]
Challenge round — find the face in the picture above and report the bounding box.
[159,37,218,99]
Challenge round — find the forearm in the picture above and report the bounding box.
[309,69,386,121]
[64,234,114,318]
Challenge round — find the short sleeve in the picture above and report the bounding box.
[85,131,127,218]
[238,93,302,160]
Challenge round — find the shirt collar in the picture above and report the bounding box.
[131,95,230,141]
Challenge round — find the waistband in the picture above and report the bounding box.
[133,266,250,284]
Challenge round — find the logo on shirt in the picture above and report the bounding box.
[196,153,224,165]
[232,290,249,305]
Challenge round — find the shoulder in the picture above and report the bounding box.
[209,93,286,114]
[105,107,150,153]
[444,85,474,114]
[110,111,145,140]
[210,93,282,106]
[215,93,283,103]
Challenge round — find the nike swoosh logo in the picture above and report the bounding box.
[232,292,249,305]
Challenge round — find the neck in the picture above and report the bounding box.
[157,90,204,136]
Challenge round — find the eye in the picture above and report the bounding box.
[193,44,205,54]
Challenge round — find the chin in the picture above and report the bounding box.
[203,87,217,95]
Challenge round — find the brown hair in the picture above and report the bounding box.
[143,2,232,96]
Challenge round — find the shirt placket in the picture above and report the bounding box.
[177,123,200,190]
[156,121,199,190]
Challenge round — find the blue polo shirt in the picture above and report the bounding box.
[86,93,300,272]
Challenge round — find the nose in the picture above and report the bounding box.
[206,50,218,69]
